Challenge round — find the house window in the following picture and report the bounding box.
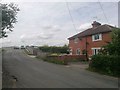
[92,34,102,41]
[92,48,101,55]
[76,48,80,55]
[74,38,79,43]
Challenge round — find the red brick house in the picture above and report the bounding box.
[68,21,116,57]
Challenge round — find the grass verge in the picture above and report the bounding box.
[36,56,67,65]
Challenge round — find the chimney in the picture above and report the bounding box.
[92,21,101,28]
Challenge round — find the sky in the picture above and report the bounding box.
[0,0,119,47]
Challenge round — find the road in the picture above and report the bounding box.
[2,48,118,88]
[0,49,2,89]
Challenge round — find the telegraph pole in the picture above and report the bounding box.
[118,1,120,28]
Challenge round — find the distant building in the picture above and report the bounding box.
[68,21,117,57]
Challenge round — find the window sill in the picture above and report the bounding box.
[92,39,102,42]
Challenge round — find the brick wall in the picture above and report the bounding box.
[48,55,87,61]
[69,32,112,57]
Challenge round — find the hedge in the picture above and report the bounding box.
[89,55,120,77]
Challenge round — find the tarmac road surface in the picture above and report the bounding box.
[2,48,118,88]
[0,49,2,89]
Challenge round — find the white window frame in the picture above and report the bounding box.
[76,48,81,55]
[91,47,101,55]
[92,33,102,41]
[74,38,79,43]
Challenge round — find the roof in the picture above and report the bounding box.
[68,24,116,40]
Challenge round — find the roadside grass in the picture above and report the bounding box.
[25,50,88,65]
[36,56,67,65]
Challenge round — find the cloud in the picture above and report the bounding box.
[42,25,61,32]
[1,2,117,47]
[1,38,11,44]
[2,0,119,3]
[20,24,61,41]
[20,32,54,42]
[5,29,11,34]
[77,23,92,32]
[19,24,62,45]
[0,38,12,47]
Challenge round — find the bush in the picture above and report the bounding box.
[98,28,120,56]
[38,45,69,54]
[89,55,120,77]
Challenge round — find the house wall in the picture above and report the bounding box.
[69,32,112,57]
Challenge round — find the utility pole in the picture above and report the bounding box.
[118,1,120,28]
[85,37,88,61]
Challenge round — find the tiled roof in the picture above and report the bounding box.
[68,24,116,40]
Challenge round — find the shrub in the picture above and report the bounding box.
[98,28,120,56]
[39,44,69,54]
[89,55,120,77]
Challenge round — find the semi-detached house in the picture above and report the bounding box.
[68,21,117,57]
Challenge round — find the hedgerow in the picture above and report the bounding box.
[89,55,120,77]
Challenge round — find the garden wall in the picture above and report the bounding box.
[47,55,87,61]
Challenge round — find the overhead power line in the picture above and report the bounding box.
[65,1,78,33]
[98,0,109,23]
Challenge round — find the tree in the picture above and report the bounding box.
[107,28,120,55]
[100,28,120,55]
[0,3,20,38]
[39,44,69,54]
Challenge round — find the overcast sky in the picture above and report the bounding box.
[1,0,119,47]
